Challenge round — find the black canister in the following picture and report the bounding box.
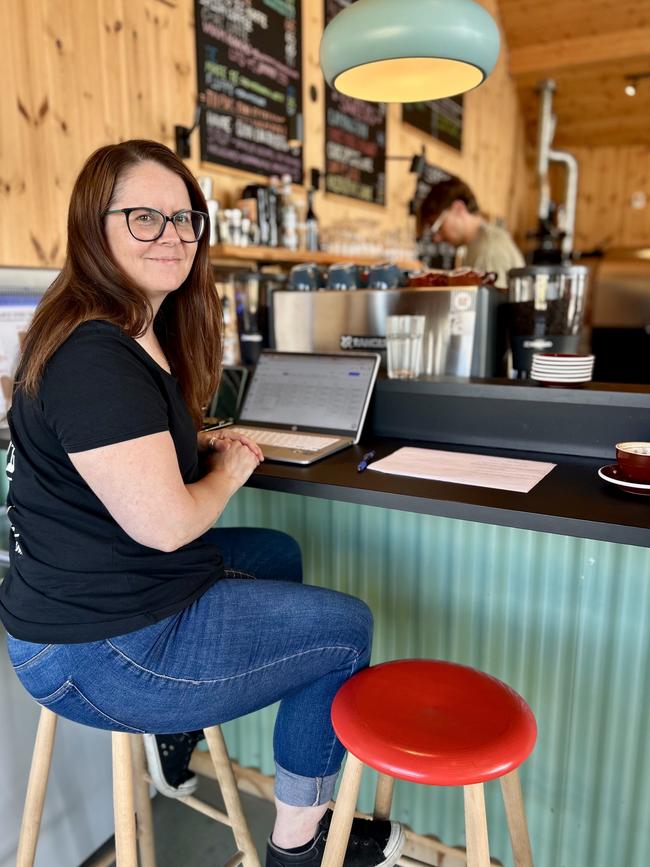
[505,265,589,377]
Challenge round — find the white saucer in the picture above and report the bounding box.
[532,365,594,372]
[598,464,650,496]
[531,362,594,370]
[532,368,594,376]
[533,354,595,362]
[531,368,592,376]
[532,377,592,382]
[531,375,592,383]
[532,370,593,375]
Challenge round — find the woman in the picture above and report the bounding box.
[0,140,403,867]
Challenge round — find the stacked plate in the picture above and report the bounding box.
[530,353,595,385]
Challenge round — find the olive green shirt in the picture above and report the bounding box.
[464,222,525,288]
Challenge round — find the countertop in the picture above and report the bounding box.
[370,376,650,460]
[1,379,647,547]
[248,437,650,548]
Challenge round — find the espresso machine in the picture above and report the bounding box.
[271,283,505,378]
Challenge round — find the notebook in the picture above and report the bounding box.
[227,351,380,465]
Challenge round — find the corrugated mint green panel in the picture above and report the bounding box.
[218,487,650,867]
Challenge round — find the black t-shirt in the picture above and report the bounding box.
[0,320,223,643]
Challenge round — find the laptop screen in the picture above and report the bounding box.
[239,352,379,435]
[206,366,249,420]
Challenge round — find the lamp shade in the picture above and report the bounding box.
[320,0,501,103]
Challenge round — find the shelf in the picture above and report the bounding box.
[209,243,421,271]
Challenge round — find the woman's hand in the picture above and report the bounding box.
[198,429,264,463]
[70,428,264,553]
[205,438,261,490]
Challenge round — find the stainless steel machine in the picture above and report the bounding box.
[504,265,588,377]
[588,249,650,383]
[270,285,505,378]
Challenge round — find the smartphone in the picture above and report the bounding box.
[202,418,234,431]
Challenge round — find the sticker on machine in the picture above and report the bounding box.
[450,313,475,337]
[451,291,473,312]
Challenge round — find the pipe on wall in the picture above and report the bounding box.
[548,148,579,257]
[536,79,556,222]
[537,78,579,257]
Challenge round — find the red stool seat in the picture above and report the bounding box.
[332,659,537,786]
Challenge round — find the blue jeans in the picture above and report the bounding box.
[6,528,373,806]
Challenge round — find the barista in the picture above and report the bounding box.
[417,176,524,287]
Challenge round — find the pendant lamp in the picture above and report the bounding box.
[320,0,501,103]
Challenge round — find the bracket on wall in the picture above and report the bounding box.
[386,145,426,176]
[174,101,203,159]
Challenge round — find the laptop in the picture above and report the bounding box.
[203,366,249,430]
[226,351,380,465]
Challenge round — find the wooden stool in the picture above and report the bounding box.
[16,706,261,867]
[322,660,537,867]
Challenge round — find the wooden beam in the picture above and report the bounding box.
[517,96,650,147]
[553,114,650,138]
[509,27,650,77]
[534,122,648,148]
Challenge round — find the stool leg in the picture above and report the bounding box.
[112,732,138,867]
[463,783,491,867]
[16,707,58,867]
[203,725,261,867]
[373,774,395,819]
[322,753,364,867]
[500,770,534,867]
[131,735,157,867]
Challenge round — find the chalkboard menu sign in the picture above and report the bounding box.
[323,0,386,205]
[402,97,464,151]
[410,160,455,265]
[411,161,453,217]
[195,0,303,183]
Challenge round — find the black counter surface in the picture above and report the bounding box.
[1,378,647,548]
[249,437,650,549]
[371,376,650,459]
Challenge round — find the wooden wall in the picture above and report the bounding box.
[571,146,650,252]
[524,146,650,255]
[1,0,527,269]
[499,0,650,255]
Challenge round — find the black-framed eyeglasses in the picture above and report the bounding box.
[429,208,449,238]
[104,207,207,243]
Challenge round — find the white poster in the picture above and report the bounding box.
[0,296,41,424]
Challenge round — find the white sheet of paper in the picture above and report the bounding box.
[368,447,556,493]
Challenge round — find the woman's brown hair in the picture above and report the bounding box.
[16,139,222,428]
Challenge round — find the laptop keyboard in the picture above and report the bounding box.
[229,427,340,453]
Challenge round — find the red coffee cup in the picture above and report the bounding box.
[616,442,650,483]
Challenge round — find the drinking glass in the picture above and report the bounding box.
[385,315,425,379]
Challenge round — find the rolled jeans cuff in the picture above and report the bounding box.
[274,761,339,807]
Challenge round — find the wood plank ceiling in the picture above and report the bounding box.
[499,0,650,147]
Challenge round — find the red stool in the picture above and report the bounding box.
[321,660,537,867]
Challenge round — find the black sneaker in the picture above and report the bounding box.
[266,808,405,867]
[143,731,203,798]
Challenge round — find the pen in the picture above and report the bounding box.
[356,450,376,473]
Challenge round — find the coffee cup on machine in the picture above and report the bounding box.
[367,263,403,290]
[289,263,321,291]
[327,263,359,291]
